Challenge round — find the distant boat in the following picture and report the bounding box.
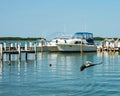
[57,32,97,52]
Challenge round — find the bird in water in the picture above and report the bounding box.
[80,61,102,71]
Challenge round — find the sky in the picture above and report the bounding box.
[0,0,120,39]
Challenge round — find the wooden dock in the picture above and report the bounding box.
[97,46,120,53]
[97,38,120,53]
[0,42,37,62]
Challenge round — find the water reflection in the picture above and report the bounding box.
[0,51,119,75]
[0,60,3,80]
[95,51,120,74]
[36,52,98,76]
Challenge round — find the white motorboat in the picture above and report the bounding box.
[57,32,97,52]
[46,38,68,52]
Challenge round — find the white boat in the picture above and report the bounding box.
[57,32,97,52]
[46,38,68,52]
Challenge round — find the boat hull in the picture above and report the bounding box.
[47,45,59,52]
[57,44,97,52]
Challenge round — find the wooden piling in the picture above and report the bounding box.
[18,43,21,61]
[25,42,27,51]
[15,43,17,49]
[9,53,11,62]
[25,52,27,61]
[34,42,37,54]
[0,44,3,60]
[29,42,32,47]
[0,60,2,73]
[80,40,83,53]
[34,42,37,59]
[9,43,11,51]
[41,39,44,52]
[4,42,6,51]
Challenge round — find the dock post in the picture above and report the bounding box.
[11,43,13,48]
[25,41,28,60]
[8,53,11,64]
[34,42,37,57]
[25,52,28,61]
[29,42,32,50]
[41,39,44,52]
[102,44,104,53]
[0,60,3,74]
[113,43,115,53]
[9,43,11,51]
[33,42,37,60]
[18,43,21,61]
[80,40,83,53]
[8,43,11,64]
[29,42,33,50]
[109,47,112,53]
[15,43,17,50]
[29,42,32,47]
[4,42,6,51]
[25,42,27,51]
[0,43,3,60]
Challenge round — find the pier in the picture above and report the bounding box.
[0,42,37,62]
[97,38,120,53]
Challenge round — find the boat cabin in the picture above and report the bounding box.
[72,32,94,44]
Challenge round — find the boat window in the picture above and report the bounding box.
[72,34,83,39]
[89,34,93,39]
[86,34,89,39]
[74,41,81,44]
[86,34,93,39]
[86,34,94,44]
[72,33,93,39]
[64,40,67,43]
[83,34,86,39]
[56,40,58,43]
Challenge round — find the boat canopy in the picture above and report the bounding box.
[72,32,94,44]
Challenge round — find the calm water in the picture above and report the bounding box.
[0,51,120,96]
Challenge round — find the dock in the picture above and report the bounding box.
[0,42,37,62]
[97,38,120,52]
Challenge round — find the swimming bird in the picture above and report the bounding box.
[80,61,102,71]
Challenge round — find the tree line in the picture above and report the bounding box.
[0,37,118,41]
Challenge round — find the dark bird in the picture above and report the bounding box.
[80,61,102,71]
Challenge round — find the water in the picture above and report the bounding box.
[0,51,120,96]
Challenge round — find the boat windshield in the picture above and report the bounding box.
[72,32,93,39]
[72,32,94,44]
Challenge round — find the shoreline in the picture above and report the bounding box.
[0,37,119,41]
[0,37,44,40]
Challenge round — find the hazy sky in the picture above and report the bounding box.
[0,0,120,39]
